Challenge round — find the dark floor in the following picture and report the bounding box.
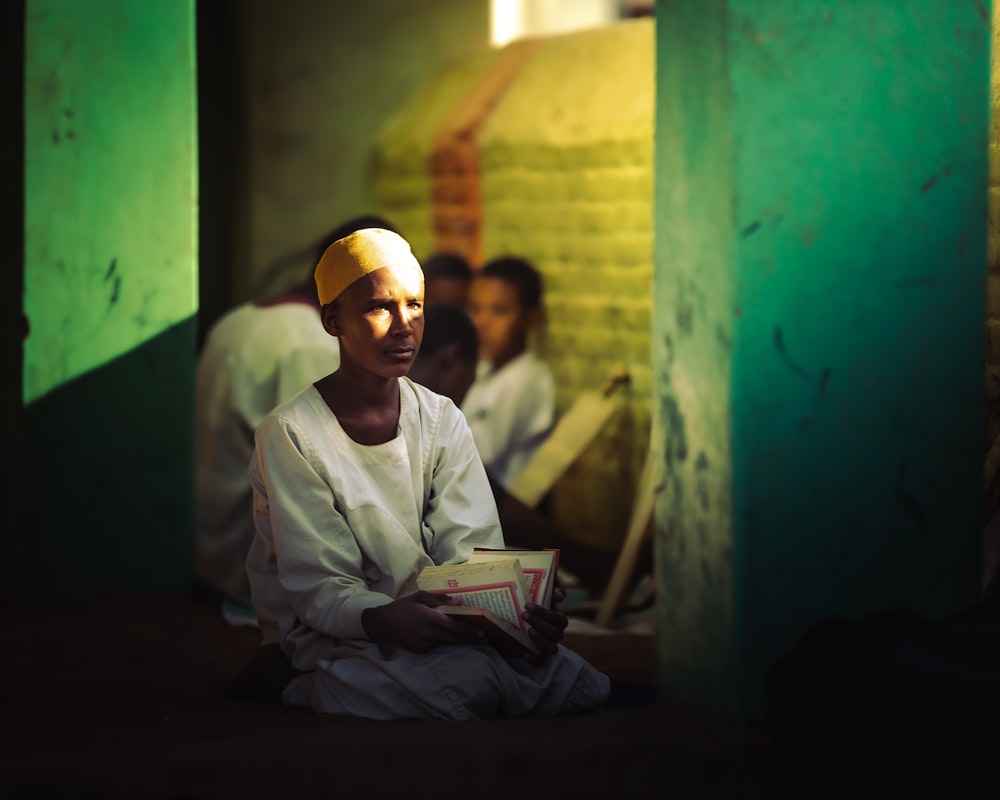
[0,594,775,800]
[4,588,999,800]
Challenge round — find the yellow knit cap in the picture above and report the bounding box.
[314,227,423,305]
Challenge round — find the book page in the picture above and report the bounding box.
[468,549,559,606]
[442,586,522,627]
[417,559,529,630]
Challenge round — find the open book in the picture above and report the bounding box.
[416,548,560,657]
[469,548,560,608]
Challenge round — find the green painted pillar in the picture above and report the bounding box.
[20,0,198,601]
[654,0,990,720]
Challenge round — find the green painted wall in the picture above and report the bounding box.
[24,0,197,403]
[19,0,197,601]
[655,0,989,719]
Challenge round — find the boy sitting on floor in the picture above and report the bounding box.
[243,228,610,720]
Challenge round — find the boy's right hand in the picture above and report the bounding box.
[362,590,486,651]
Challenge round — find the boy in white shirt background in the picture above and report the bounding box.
[461,256,556,491]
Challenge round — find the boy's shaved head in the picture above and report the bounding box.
[315,228,422,306]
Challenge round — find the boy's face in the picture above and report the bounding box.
[466,276,536,369]
[322,266,425,379]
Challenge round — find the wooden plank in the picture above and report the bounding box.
[594,438,656,629]
[506,370,629,508]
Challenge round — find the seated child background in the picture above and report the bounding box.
[245,227,610,720]
[408,302,479,407]
[462,255,556,491]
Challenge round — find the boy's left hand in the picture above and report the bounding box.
[521,587,568,661]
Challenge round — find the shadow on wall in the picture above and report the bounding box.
[18,318,197,604]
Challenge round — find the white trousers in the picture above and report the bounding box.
[283,641,610,721]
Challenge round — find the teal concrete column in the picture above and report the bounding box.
[653,0,990,720]
[20,0,198,601]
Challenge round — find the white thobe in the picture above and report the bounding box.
[460,352,556,489]
[246,378,609,720]
[195,301,339,604]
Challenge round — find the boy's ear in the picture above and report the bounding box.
[320,303,342,336]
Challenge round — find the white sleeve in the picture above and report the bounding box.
[502,363,556,484]
[423,403,505,565]
[247,413,392,644]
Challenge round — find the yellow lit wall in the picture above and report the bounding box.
[479,20,654,551]
[374,20,655,555]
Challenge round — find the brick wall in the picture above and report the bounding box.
[478,21,654,551]
[371,48,499,263]
[373,19,654,553]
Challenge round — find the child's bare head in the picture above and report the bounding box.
[409,303,479,405]
[422,251,473,308]
[468,256,543,371]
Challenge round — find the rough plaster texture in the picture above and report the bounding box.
[20,0,198,599]
[654,0,735,715]
[23,0,198,404]
[987,1,1000,452]
[656,0,988,719]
